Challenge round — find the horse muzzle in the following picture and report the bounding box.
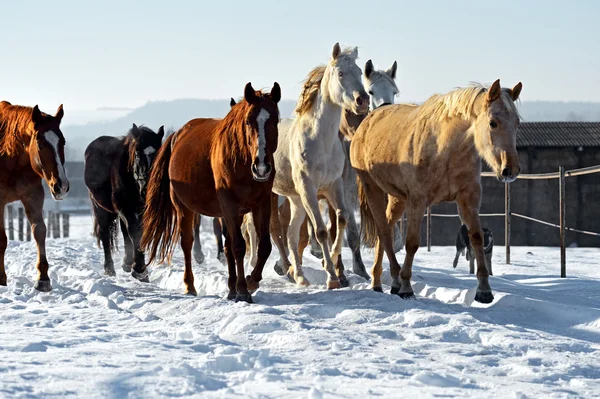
[497,166,520,183]
[251,162,272,182]
[50,181,69,200]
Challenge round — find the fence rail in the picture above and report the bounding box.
[3,205,70,241]
[426,164,600,278]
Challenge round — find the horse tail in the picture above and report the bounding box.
[141,133,178,266]
[356,174,378,248]
[90,198,119,253]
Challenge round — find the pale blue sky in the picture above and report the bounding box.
[1,0,598,112]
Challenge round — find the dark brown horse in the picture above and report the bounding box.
[0,101,69,291]
[142,82,281,303]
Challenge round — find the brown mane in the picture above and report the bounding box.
[214,90,279,166]
[0,101,36,156]
[295,65,326,116]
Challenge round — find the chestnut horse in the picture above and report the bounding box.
[0,101,69,291]
[351,80,522,304]
[141,82,281,303]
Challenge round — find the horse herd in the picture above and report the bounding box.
[0,42,523,305]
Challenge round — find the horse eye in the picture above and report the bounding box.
[338,71,343,77]
[490,120,498,129]
[393,92,398,96]
[368,91,374,95]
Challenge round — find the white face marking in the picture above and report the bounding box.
[44,131,68,194]
[143,146,156,166]
[256,109,270,174]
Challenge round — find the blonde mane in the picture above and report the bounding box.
[415,83,520,124]
[295,47,359,116]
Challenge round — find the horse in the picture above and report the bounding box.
[453,224,494,275]
[265,59,399,282]
[270,43,368,289]
[0,101,69,291]
[141,82,281,303]
[351,79,522,303]
[84,124,164,280]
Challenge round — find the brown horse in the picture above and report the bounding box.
[351,80,522,304]
[141,82,281,303]
[0,101,69,291]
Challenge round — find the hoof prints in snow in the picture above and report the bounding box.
[1,218,600,397]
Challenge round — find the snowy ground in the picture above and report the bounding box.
[1,215,600,398]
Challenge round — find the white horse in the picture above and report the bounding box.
[270,43,368,289]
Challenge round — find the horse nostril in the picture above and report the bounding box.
[356,97,363,106]
[251,164,258,175]
[501,167,511,178]
[265,163,272,175]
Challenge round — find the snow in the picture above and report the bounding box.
[2,215,600,398]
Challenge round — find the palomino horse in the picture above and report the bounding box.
[0,101,69,291]
[142,83,281,303]
[270,43,368,289]
[351,80,522,303]
[268,59,399,281]
[84,124,164,279]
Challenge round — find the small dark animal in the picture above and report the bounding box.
[84,124,164,280]
[453,224,494,275]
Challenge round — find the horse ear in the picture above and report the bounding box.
[386,61,398,79]
[230,98,236,107]
[31,105,43,127]
[157,125,164,140]
[364,60,374,79]
[487,79,501,103]
[332,42,341,60]
[131,123,141,140]
[270,82,281,104]
[510,82,523,101]
[55,104,64,124]
[244,82,258,104]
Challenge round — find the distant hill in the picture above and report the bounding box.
[62,99,600,161]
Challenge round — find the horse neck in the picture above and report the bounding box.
[302,89,343,152]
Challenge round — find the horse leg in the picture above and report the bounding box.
[396,199,422,299]
[119,219,133,273]
[324,181,349,288]
[21,190,52,292]
[246,199,272,292]
[244,214,258,268]
[123,212,150,283]
[286,197,309,286]
[297,179,339,289]
[345,205,370,280]
[91,203,117,276]
[271,194,292,276]
[178,207,196,295]
[193,216,205,265]
[456,191,493,303]
[372,196,406,292]
[0,204,7,286]
[221,211,250,303]
[393,222,403,253]
[298,216,309,265]
[357,172,404,294]
[223,231,237,300]
[213,217,226,264]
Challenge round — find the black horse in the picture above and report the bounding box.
[84,124,164,280]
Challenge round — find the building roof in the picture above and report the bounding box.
[517,122,600,148]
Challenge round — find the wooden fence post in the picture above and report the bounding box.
[62,213,70,238]
[505,182,511,264]
[53,213,60,239]
[560,166,566,278]
[7,205,14,241]
[18,207,24,241]
[47,211,53,238]
[426,206,431,252]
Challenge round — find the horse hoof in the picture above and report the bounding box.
[475,291,494,304]
[338,275,349,288]
[34,279,52,292]
[327,279,341,290]
[274,261,285,276]
[0,278,6,286]
[235,293,253,304]
[310,249,323,259]
[132,269,149,283]
[372,286,383,293]
[398,291,416,299]
[217,253,227,265]
[122,263,132,273]
[353,268,371,281]
[227,291,236,300]
[104,267,116,277]
[194,252,205,265]
[185,288,197,296]
[390,286,400,295]
[296,276,311,287]
[246,276,259,293]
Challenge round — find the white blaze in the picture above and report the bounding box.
[44,131,68,194]
[256,109,270,174]
[143,146,156,166]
